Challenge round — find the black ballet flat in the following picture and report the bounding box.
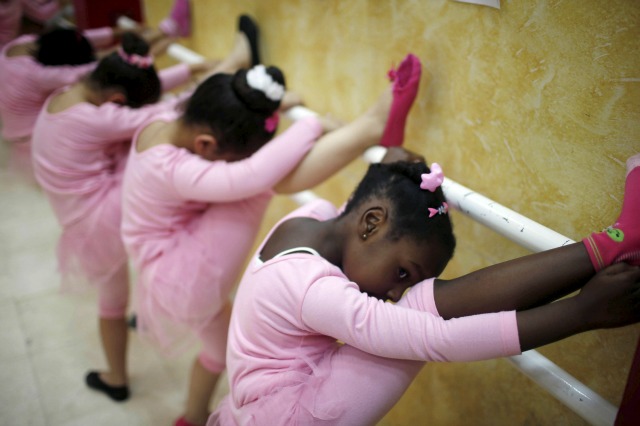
[127,313,137,330]
[238,14,261,66]
[85,371,130,402]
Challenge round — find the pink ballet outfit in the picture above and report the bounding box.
[0,28,116,179]
[0,29,118,142]
[208,199,521,426]
[0,0,22,49]
[121,114,323,372]
[31,66,191,319]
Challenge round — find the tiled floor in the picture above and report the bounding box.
[0,141,228,426]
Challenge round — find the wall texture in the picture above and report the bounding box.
[144,0,640,424]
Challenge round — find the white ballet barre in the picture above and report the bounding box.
[114,21,617,425]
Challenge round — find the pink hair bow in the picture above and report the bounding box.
[428,202,449,218]
[420,163,444,192]
[117,47,154,69]
[265,111,279,132]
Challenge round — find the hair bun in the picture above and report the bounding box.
[120,32,150,56]
[231,65,285,114]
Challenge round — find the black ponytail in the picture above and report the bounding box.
[182,65,285,156]
[87,32,161,108]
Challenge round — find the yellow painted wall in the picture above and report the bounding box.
[144,1,640,424]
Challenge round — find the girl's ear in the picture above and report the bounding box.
[193,134,218,159]
[105,91,126,105]
[358,206,388,240]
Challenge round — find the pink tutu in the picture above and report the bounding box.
[134,192,272,356]
[208,345,348,426]
[55,177,127,293]
[51,145,130,293]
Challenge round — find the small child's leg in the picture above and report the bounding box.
[295,281,440,424]
[193,18,255,80]
[583,154,640,271]
[177,304,230,425]
[238,15,260,67]
[434,242,595,319]
[274,54,421,192]
[86,264,130,402]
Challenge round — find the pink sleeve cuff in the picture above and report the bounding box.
[397,278,440,316]
[500,310,522,356]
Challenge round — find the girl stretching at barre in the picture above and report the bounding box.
[121,50,421,425]
[208,150,640,425]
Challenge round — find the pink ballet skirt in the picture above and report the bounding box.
[52,144,130,293]
[209,345,348,426]
[133,192,273,357]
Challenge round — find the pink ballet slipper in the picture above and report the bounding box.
[583,154,640,271]
[379,53,422,148]
[159,0,191,37]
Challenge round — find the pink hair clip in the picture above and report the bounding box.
[117,47,154,69]
[265,111,279,132]
[428,202,449,218]
[420,163,444,192]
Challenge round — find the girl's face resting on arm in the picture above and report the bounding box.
[341,204,452,303]
[334,161,456,302]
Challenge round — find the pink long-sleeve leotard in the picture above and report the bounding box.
[209,199,521,426]
[31,90,182,318]
[0,29,119,142]
[121,114,323,368]
[0,28,192,144]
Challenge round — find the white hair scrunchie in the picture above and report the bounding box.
[246,65,285,102]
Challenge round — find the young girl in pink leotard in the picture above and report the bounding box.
[121,52,421,426]
[208,150,640,426]
[30,29,227,403]
[0,19,187,182]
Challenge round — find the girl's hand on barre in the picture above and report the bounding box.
[577,262,640,330]
[381,147,425,164]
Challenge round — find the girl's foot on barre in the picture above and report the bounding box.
[160,0,192,38]
[238,14,261,66]
[583,153,640,270]
[379,53,422,147]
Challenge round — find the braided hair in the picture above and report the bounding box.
[343,161,456,260]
